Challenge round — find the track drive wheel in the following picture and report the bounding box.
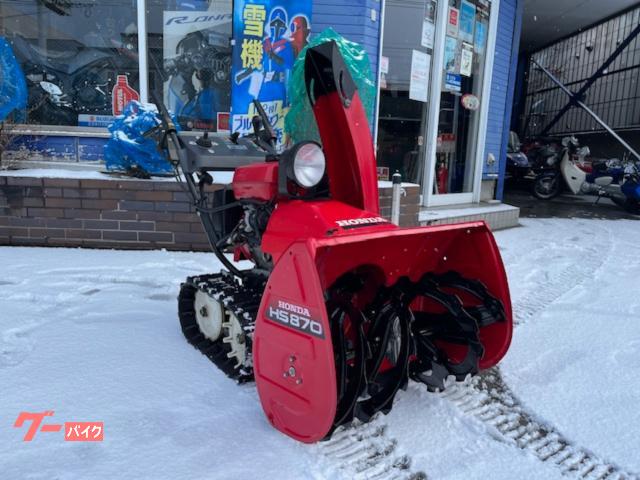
[178,281,251,382]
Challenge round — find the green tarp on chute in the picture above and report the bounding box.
[285,28,376,144]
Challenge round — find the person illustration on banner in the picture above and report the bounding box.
[231,2,312,138]
[263,7,294,79]
[257,6,294,104]
[289,15,310,58]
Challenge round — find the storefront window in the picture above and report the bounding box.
[0,1,140,128]
[377,0,439,185]
[146,0,232,131]
[433,0,490,195]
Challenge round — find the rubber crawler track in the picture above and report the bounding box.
[318,419,428,480]
[178,274,261,383]
[439,369,640,480]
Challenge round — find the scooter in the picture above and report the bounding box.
[533,136,640,212]
[151,41,513,443]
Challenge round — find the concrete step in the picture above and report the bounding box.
[419,202,520,231]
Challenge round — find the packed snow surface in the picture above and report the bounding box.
[0,217,638,479]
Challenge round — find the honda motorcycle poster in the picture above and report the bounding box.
[231,0,312,144]
[163,2,233,131]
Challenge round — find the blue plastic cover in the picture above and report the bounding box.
[104,101,173,175]
[622,176,640,201]
[0,36,28,122]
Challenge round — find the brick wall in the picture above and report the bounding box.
[0,177,212,251]
[379,183,420,228]
[0,176,419,251]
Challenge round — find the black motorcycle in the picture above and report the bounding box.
[11,34,139,125]
[163,30,232,131]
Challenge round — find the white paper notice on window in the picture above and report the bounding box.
[460,44,473,77]
[380,55,389,74]
[421,19,435,49]
[410,50,431,103]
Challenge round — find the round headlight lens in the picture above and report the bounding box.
[293,142,326,188]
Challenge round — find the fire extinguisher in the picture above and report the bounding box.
[437,159,448,194]
[112,75,140,116]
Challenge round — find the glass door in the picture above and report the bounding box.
[426,0,495,206]
[376,0,439,185]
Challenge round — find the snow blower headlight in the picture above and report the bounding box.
[290,142,326,188]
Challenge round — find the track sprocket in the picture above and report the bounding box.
[178,272,263,383]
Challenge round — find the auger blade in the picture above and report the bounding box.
[430,271,507,327]
[409,275,485,388]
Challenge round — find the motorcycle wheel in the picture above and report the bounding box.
[532,174,562,200]
[623,199,640,214]
[611,196,640,213]
[611,196,627,208]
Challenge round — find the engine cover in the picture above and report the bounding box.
[233,163,279,201]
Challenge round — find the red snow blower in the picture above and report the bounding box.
[155,41,512,443]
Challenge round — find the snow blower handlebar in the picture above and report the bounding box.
[151,89,245,278]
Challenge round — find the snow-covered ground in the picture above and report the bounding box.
[1,217,638,479]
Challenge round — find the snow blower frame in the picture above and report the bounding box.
[156,41,513,443]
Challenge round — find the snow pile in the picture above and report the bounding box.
[1,217,639,479]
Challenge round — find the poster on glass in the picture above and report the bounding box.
[163,1,233,131]
[231,0,312,145]
[459,1,476,44]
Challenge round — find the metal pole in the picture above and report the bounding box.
[137,0,149,103]
[391,171,402,226]
[373,0,386,148]
[533,59,640,162]
[37,2,48,53]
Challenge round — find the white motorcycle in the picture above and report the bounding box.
[533,136,635,208]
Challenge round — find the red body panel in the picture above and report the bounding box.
[254,242,337,443]
[261,199,395,264]
[232,163,279,201]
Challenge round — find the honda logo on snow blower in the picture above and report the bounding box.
[267,300,324,339]
[335,217,389,230]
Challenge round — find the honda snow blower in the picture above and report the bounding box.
[156,41,512,443]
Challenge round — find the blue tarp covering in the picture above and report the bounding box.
[104,101,173,175]
[0,36,28,122]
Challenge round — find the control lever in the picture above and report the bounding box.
[196,131,213,148]
[250,100,277,155]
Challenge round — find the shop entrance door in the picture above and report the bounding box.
[376,0,498,207]
[376,0,440,186]
[423,0,498,207]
